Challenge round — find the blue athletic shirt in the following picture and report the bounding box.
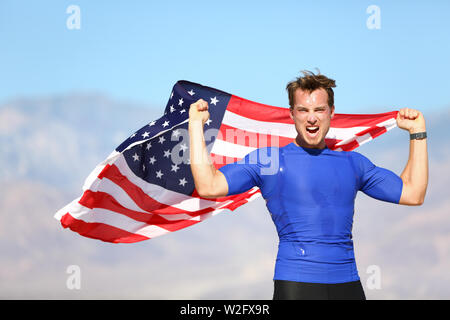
[218,142,403,284]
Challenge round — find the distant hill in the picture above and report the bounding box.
[0,94,449,299]
[0,94,161,189]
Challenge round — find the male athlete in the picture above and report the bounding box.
[188,71,428,300]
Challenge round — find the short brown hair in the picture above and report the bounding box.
[286,70,336,108]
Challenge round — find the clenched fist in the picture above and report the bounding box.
[189,99,210,125]
[396,108,426,134]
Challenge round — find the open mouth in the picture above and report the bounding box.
[306,126,319,135]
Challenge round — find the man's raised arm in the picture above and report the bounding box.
[188,99,229,198]
[397,108,429,206]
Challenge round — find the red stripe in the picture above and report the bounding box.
[60,212,149,243]
[98,164,210,215]
[227,95,293,124]
[367,126,387,139]
[78,190,200,232]
[330,111,398,128]
[324,138,342,150]
[336,139,360,151]
[98,163,259,216]
[227,95,397,129]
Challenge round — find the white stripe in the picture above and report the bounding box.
[159,213,200,221]
[211,138,256,159]
[376,117,397,128]
[54,197,82,220]
[325,126,370,141]
[222,110,297,137]
[66,202,171,238]
[93,177,148,213]
[335,132,371,147]
[355,133,373,145]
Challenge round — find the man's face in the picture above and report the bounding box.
[290,88,335,149]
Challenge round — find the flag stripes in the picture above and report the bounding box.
[55,81,398,243]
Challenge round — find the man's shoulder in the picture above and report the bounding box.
[337,149,368,160]
[342,150,376,174]
[237,146,280,165]
[249,145,282,155]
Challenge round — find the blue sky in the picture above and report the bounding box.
[1,0,449,113]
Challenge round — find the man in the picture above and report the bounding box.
[188,71,428,300]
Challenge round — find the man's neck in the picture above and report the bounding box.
[293,136,327,149]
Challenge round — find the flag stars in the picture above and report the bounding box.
[210,96,219,105]
[172,129,181,138]
[124,89,223,195]
[180,143,188,152]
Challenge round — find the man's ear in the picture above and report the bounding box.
[330,105,335,118]
[289,107,294,120]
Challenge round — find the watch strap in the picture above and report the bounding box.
[410,132,427,140]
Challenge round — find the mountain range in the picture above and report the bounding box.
[0,94,449,299]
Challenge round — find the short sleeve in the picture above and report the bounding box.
[218,147,277,196]
[351,152,403,204]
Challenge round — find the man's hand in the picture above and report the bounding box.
[396,108,426,133]
[189,99,210,125]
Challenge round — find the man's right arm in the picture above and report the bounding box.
[189,99,229,198]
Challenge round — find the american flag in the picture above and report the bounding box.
[54,80,398,243]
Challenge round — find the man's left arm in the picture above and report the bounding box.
[396,108,429,206]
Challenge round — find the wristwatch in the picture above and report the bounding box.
[410,132,427,140]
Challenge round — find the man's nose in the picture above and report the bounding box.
[307,113,318,124]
